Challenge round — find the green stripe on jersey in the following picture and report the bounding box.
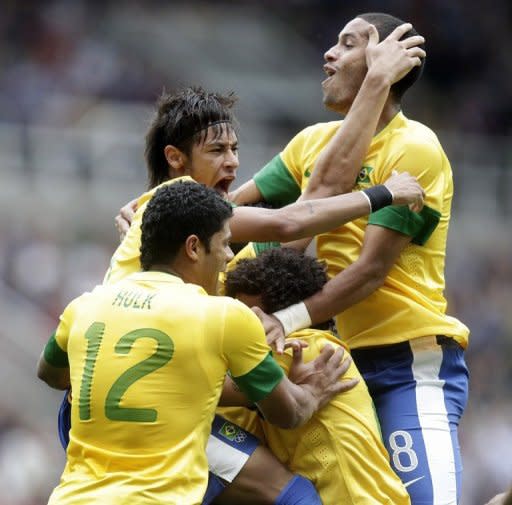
[44,332,69,367]
[368,204,441,245]
[233,352,284,403]
[254,155,301,207]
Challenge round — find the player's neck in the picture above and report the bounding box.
[150,264,183,279]
[375,101,401,135]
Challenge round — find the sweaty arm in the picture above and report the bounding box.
[230,172,423,244]
[305,225,411,325]
[230,192,371,243]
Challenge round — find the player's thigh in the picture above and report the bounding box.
[205,415,290,505]
[213,445,294,505]
[353,336,468,505]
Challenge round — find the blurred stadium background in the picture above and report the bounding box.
[0,1,510,503]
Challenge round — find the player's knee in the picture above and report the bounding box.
[274,475,321,505]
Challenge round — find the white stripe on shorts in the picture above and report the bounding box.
[206,433,251,483]
[410,336,457,505]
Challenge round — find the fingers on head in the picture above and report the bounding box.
[391,23,413,40]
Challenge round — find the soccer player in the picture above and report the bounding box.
[89,38,426,502]
[106,85,424,285]
[224,247,411,505]
[37,182,349,505]
[233,13,469,505]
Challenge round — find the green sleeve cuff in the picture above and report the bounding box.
[43,332,69,367]
[254,155,301,207]
[232,352,284,403]
[252,241,281,256]
[368,204,441,245]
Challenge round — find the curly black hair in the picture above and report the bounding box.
[140,181,232,270]
[225,247,332,329]
[145,86,239,189]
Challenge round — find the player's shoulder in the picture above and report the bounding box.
[212,295,254,314]
[59,285,100,319]
[212,296,261,326]
[289,328,344,349]
[399,116,444,150]
[299,119,343,139]
[136,176,196,210]
[390,117,446,164]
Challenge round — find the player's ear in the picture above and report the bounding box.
[184,234,202,262]
[164,145,187,172]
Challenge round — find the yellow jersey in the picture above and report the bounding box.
[43,271,283,505]
[222,329,411,505]
[104,176,193,285]
[254,112,469,349]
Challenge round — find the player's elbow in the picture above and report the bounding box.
[37,360,70,390]
[359,260,388,289]
[308,174,353,199]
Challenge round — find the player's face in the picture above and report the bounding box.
[200,220,234,295]
[185,125,239,198]
[322,17,372,114]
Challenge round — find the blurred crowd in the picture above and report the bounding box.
[0,1,511,504]
[0,0,511,135]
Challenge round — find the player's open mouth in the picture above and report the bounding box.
[214,178,234,196]
[322,65,336,85]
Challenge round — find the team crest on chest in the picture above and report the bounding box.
[355,166,374,187]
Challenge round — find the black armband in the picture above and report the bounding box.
[362,185,393,213]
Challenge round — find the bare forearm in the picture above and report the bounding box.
[258,381,319,429]
[280,192,373,241]
[305,71,391,199]
[37,369,70,390]
[229,180,263,206]
[231,191,371,243]
[37,355,70,390]
[218,376,252,407]
[305,261,384,325]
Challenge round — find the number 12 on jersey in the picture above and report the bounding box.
[78,321,174,423]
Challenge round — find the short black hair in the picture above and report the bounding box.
[357,12,425,100]
[225,247,332,330]
[140,181,233,270]
[145,86,239,189]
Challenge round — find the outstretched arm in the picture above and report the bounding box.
[230,171,423,243]
[304,225,411,323]
[262,225,411,350]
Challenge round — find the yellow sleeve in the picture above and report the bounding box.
[369,140,445,245]
[253,126,314,206]
[103,177,196,285]
[222,300,284,403]
[43,297,81,366]
[375,139,447,211]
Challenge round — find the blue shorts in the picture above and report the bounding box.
[58,389,71,449]
[352,335,469,505]
[57,398,259,505]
